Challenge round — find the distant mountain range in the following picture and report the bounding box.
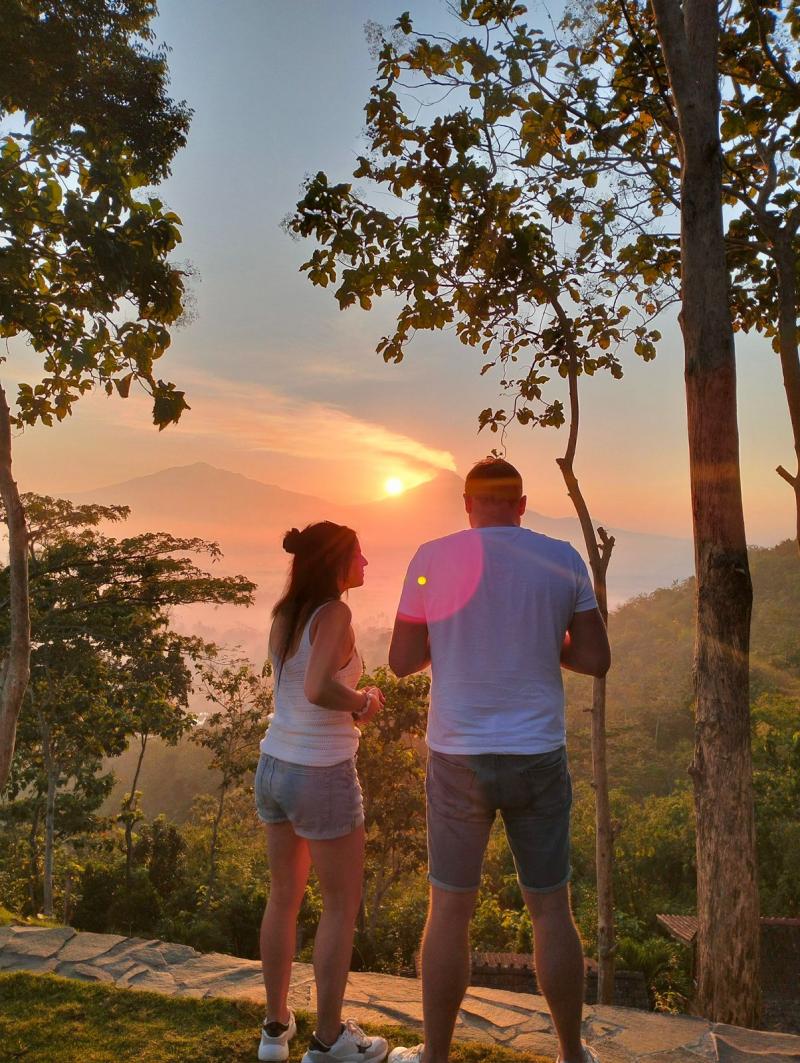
[72,462,696,658]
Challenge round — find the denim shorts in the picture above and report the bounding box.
[425,745,572,894]
[254,753,364,840]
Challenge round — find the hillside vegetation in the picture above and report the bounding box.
[565,539,800,797]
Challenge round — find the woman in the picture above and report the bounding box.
[255,521,388,1063]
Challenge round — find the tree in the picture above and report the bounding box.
[0,0,193,789]
[1,495,255,915]
[642,2,758,1022]
[191,655,271,912]
[355,667,429,966]
[537,0,760,1028]
[289,2,671,1002]
[555,370,617,1001]
[117,630,199,890]
[557,0,800,553]
[750,693,800,916]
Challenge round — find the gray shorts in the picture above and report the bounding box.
[425,746,572,894]
[254,753,364,840]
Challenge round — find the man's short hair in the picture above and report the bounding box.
[464,457,524,502]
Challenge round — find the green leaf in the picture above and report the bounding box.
[114,373,135,399]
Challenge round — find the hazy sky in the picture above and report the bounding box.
[10,0,796,544]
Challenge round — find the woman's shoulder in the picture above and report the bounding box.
[312,599,352,629]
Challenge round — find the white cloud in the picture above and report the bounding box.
[91,367,457,480]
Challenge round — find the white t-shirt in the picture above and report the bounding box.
[397,526,597,755]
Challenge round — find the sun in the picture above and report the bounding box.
[384,476,405,497]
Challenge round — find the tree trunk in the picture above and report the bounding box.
[27,802,41,914]
[43,749,58,919]
[0,381,31,791]
[555,348,617,1005]
[773,242,800,553]
[590,674,615,1003]
[204,785,226,912]
[124,733,148,890]
[651,0,760,1026]
[63,861,72,925]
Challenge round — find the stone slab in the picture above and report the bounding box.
[347,973,423,1003]
[169,954,259,988]
[583,1045,637,1063]
[643,1051,717,1063]
[0,952,58,972]
[122,945,170,971]
[459,997,530,1029]
[585,1016,625,1039]
[366,1000,425,1025]
[154,941,201,965]
[93,937,159,963]
[507,1013,553,1035]
[57,932,127,964]
[347,1005,414,1027]
[91,956,149,981]
[287,982,313,1011]
[123,968,178,995]
[464,984,547,1009]
[4,926,75,957]
[62,961,115,983]
[452,1019,495,1043]
[116,963,153,987]
[340,985,373,1004]
[713,1024,800,1060]
[201,980,264,1002]
[3,930,800,1063]
[608,1009,713,1055]
[509,1030,559,1053]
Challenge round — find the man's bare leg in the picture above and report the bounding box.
[523,885,585,1063]
[420,885,478,1063]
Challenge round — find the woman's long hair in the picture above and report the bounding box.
[271,521,358,685]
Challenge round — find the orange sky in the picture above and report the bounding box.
[6,1,798,549]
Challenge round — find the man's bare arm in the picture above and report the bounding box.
[389,617,431,677]
[561,607,611,678]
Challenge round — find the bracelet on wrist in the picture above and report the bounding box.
[354,690,371,718]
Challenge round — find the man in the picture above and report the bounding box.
[387,457,610,1063]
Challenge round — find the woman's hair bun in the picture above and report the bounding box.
[283,527,302,554]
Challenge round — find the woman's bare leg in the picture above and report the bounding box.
[308,824,365,1045]
[261,822,311,1023]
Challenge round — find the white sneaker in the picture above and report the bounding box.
[258,1009,297,1061]
[557,1045,600,1063]
[388,1046,425,1062]
[301,1018,389,1062]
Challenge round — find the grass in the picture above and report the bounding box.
[0,972,550,1062]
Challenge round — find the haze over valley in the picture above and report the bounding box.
[72,461,696,667]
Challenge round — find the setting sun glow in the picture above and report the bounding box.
[385,477,405,497]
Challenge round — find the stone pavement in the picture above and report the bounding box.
[1,927,799,1062]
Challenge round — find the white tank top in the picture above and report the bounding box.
[260,603,363,767]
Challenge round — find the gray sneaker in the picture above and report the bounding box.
[301,1018,388,1062]
[388,1047,425,1062]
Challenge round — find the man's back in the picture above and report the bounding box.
[397,526,596,755]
